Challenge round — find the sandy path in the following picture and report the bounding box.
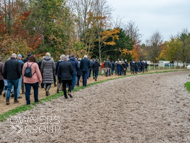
[0,71,190,143]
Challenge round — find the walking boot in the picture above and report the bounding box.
[14,100,19,103]
[6,100,10,105]
[46,85,51,96]
[64,95,68,99]
[68,92,73,98]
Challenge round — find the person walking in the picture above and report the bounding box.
[17,54,24,99]
[117,61,122,76]
[0,57,4,95]
[111,61,115,75]
[56,55,64,93]
[135,61,138,74]
[104,59,111,76]
[92,59,100,81]
[125,60,129,72]
[41,52,55,96]
[38,57,44,88]
[144,61,148,72]
[130,61,135,74]
[58,55,73,99]
[22,55,42,105]
[3,53,21,105]
[80,55,90,86]
[23,53,32,63]
[122,61,127,75]
[68,54,78,90]
[76,58,82,86]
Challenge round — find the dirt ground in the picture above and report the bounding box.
[0,69,172,114]
[0,71,190,142]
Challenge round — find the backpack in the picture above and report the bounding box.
[24,62,36,77]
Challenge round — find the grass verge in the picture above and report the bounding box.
[185,82,190,93]
[0,69,188,122]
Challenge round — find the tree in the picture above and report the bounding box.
[146,32,163,63]
[179,31,190,63]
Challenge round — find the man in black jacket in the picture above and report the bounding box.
[92,59,100,81]
[58,55,73,99]
[4,53,21,105]
[80,55,90,86]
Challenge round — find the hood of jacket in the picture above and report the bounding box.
[44,56,51,61]
[69,57,76,61]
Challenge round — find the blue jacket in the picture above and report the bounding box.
[117,64,122,72]
[68,57,78,75]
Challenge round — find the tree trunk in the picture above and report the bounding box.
[98,34,101,62]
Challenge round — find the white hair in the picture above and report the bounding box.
[84,55,87,58]
[63,55,68,60]
[46,52,51,57]
[12,53,17,58]
[60,54,65,60]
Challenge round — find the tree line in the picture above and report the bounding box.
[0,0,190,63]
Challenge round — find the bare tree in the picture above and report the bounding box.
[146,32,163,63]
[124,21,141,44]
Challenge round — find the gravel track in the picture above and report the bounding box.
[0,71,190,143]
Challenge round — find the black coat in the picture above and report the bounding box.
[80,58,90,72]
[122,63,127,70]
[23,54,32,63]
[92,62,100,71]
[77,61,82,76]
[3,57,21,80]
[125,62,128,68]
[58,60,73,81]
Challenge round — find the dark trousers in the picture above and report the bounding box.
[123,70,126,75]
[62,80,72,97]
[0,80,4,94]
[25,82,39,105]
[45,83,51,89]
[93,69,95,77]
[94,70,99,79]
[82,71,88,86]
[89,69,92,78]
[77,75,81,86]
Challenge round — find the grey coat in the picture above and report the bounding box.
[41,56,55,84]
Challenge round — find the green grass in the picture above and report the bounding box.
[185,82,190,93]
[0,69,188,122]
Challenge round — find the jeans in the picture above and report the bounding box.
[82,71,88,86]
[25,82,39,105]
[6,79,19,101]
[17,76,22,97]
[77,75,81,86]
[62,80,72,98]
[111,69,114,75]
[94,70,99,79]
[93,69,95,77]
[71,75,77,90]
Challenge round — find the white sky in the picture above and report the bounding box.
[107,0,190,43]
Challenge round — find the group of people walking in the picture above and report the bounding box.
[101,59,148,76]
[0,53,97,105]
[0,53,148,106]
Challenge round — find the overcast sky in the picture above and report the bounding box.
[107,0,190,43]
